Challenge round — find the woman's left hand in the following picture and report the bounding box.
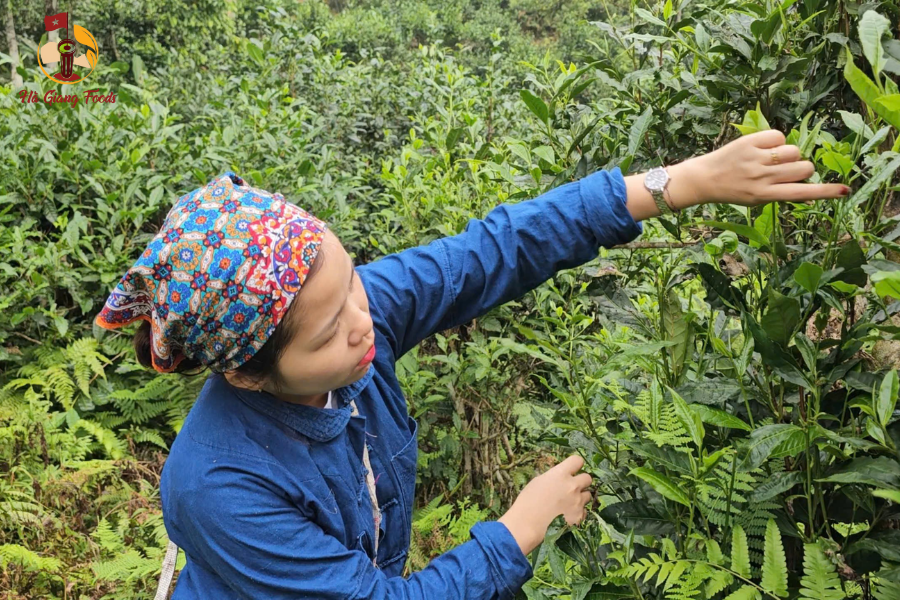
[678,129,851,208]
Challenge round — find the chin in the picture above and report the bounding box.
[351,361,372,376]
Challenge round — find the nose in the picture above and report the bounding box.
[351,306,374,345]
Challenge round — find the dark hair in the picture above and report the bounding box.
[133,244,327,393]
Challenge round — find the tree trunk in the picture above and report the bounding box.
[5,0,22,88]
[45,0,59,71]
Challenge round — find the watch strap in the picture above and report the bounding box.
[663,189,680,214]
[652,188,675,216]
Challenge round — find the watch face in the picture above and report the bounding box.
[645,168,669,190]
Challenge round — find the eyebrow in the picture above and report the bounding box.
[314,253,356,343]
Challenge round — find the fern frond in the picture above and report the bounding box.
[0,543,62,572]
[92,517,125,553]
[91,548,159,582]
[74,419,127,459]
[799,542,845,600]
[706,539,725,566]
[108,376,174,424]
[412,493,451,533]
[873,579,900,600]
[129,428,169,450]
[67,337,108,385]
[705,569,733,597]
[32,344,65,369]
[723,586,761,600]
[615,387,693,450]
[44,365,76,408]
[622,554,699,596]
[731,525,751,578]
[761,519,788,598]
[447,498,490,540]
[0,481,45,529]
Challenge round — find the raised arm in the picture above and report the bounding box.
[168,463,533,600]
[359,167,644,360]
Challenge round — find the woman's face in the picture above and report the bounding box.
[225,229,375,405]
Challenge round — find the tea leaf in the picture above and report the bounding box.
[630,467,690,506]
[732,101,771,135]
[844,48,900,130]
[599,500,675,536]
[701,220,769,247]
[873,489,900,503]
[873,270,900,301]
[877,370,898,427]
[818,457,900,488]
[690,405,751,431]
[740,424,806,471]
[520,89,549,124]
[627,106,654,156]
[859,10,890,76]
[761,288,800,347]
[876,94,900,113]
[634,7,666,27]
[749,471,805,503]
[794,262,824,294]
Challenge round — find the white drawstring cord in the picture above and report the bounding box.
[153,540,179,600]
[153,397,382,597]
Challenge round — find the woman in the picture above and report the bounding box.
[95,129,848,599]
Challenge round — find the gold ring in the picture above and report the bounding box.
[771,149,780,165]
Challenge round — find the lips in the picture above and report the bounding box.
[357,345,376,367]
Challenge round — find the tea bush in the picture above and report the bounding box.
[496,1,900,598]
[2,0,900,598]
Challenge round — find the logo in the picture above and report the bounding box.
[37,12,98,84]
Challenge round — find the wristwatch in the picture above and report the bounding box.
[644,167,680,215]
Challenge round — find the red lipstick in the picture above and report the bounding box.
[357,345,376,368]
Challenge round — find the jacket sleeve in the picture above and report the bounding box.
[174,463,533,600]
[358,167,643,360]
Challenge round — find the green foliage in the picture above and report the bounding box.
[799,541,845,600]
[508,1,900,598]
[613,523,793,600]
[731,526,751,579]
[407,495,490,573]
[4,0,900,598]
[761,520,788,598]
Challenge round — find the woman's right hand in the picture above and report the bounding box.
[498,454,593,556]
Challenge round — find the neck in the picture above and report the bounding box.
[220,373,332,408]
[273,390,329,408]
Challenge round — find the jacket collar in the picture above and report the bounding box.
[225,366,375,442]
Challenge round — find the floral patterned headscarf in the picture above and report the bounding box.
[94,172,328,374]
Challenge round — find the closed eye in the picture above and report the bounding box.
[325,323,340,344]
[321,259,357,347]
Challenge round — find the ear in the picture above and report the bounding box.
[223,370,263,392]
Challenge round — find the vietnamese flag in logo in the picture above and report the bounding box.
[44,12,68,32]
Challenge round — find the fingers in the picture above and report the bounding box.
[565,513,581,526]
[565,508,588,526]
[574,472,592,491]
[565,493,593,526]
[766,160,815,183]
[760,144,802,166]
[745,129,786,149]
[557,454,585,475]
[759,183,850,203]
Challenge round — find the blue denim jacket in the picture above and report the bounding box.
[160,168,643,599]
